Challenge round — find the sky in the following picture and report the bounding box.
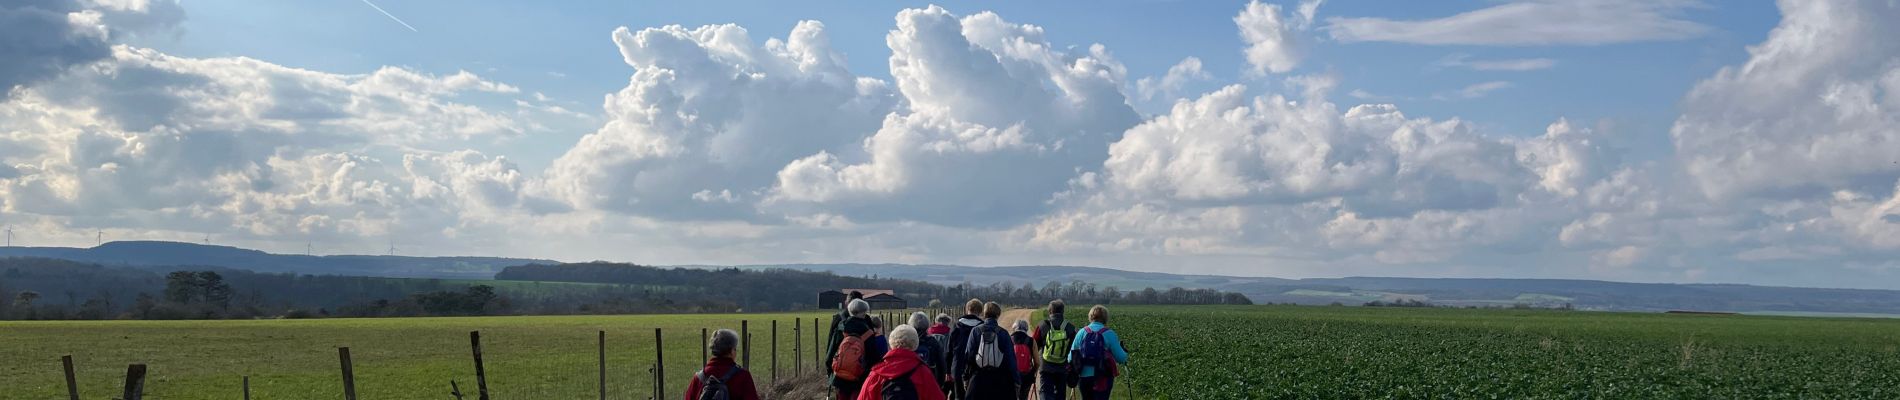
[2,0,1897,289]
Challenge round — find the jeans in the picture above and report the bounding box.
[1077,376,1113,400]
[1038,368,1067,400]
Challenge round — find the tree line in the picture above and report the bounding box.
[1,258,1252,320]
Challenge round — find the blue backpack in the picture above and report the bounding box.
[1075,326,1110,369]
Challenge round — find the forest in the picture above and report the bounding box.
[1,257,1250,320]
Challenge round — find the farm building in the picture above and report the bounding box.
[866,293,907,310]
[817,289,902,310]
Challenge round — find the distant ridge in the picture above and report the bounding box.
[0,241,554,279]
[5,243,1898,315]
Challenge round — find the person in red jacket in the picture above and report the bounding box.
[858,324,945,400]
[684,329,759,400]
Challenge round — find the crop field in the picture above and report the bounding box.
[7,306,1900,399]
[0,311,852,400]
[1105,305,1900,399]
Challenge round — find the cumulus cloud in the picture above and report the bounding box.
[1672,0,1900,200]
[1325,0,1708,46]
[1135,57,1210,101]
[538,20,896,221]
[1235,0,1304,75]
[764,7,1140,227]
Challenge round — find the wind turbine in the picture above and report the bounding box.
[95,229,103,246]
[203,233,212,245]
[387,239,397,256]
[4,226,13,247]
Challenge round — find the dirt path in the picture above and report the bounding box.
[1001,308,1039,332]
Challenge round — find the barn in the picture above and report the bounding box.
[817,289,904,310]
[866,293,907,310]
[816,290,846,310]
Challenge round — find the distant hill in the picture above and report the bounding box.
[0,241,552,279]
[6,243,1896,315]
[709,263,1900,315]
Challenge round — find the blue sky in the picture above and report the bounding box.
[127,0,1780,169]
[5,0,1900,289]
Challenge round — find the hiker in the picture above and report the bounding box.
[930,313,953,336]
[1030,300,1077,400]
[830,298,877,400]
[829,291,868,359]
[868,314,891,370]
[910,311,950,390]
[960,302,1019,400]
[946,299,984,398]
[1067,306,1128,400]
[684,329,759,400]
[857,324,946,400]
[1010,320,1036,400]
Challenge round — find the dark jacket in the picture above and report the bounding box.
[960,318,1020,399]
[946,314,983,383]
[829,315,875,388]
[915,332,948,382]
[683,357,758,400]
[857,346,948,400]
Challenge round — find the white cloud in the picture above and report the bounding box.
[1326,0,1708,46]
[1672,0,1900,200]
[764,6,1140,227]
[1236,0,1304,75]
[1135,57,1210,101]
[1435,53,1557,71]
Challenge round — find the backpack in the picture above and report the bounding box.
[928,333,950,362]
[1075,326,1109,369]
[1040,320,1074,364]
[1013,341,1035,374]
[878,365,923,400]
[972,325,1006,370]
[833,327,875,381]
[695,366,742,400]
[915,335,943,372]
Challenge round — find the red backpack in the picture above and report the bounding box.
[1013,341,1035,374]
[832,329,874,381]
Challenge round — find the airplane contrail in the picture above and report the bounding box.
[358,0,419,32]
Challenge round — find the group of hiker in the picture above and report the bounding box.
[681,290,1131,400]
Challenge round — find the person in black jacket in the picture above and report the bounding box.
[827,298,874,400]
[947,298,985,398]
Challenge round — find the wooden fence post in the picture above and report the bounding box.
[701,328,708,363]
[794,322,801,378]
[741,320,750,369]
[338,347,356,400]
[121,364,146,400]
[470,331,490,400]
[771,320,778,383]
[813,317,821,372]
[652,328,665,400]
[598,330,607,400]
[243,376,251,400]
[61,355,79,400]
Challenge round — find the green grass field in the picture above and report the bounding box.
[1104,305,1900,399]
[0,311,858,400]
[6,306,1900,399]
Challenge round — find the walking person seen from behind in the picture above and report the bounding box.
[830,299,878,400]
[857,324,946,400]
[947,299,985,398]
[910,312,950,391]
[1066,306,1128,400]
[961,301,1020,400]
[1030,300,1076,400]
[684,329,759,400]
[1009,320,1037,400]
